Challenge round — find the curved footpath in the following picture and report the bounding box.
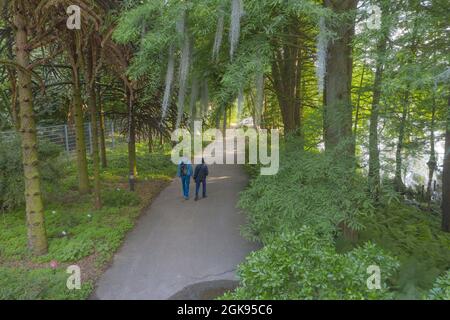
[93,152,260,300]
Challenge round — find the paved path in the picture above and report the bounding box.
[93,154,259,300]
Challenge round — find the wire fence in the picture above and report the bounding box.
[0,119,121,154]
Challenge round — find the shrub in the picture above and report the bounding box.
[427,270,450,300]
[239,146,373,242]
[222,226,399,300]
[0,136,64,211]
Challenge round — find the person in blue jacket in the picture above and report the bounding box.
[177,157,193,200]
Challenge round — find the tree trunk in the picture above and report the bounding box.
[369,41,388,200]
[148,130,153,153]
[127,86,137,191]
[324,0,358,241]
[13,11,48,255]
[427,95,437,209]
[86,43,102,209]
[223,105,227,133]
[98,83,107,168]
[323,0,358,160]
[72,70,90,194]
[394,92,409,192]
[270,17,302,136]
[395,19,418,193]
[441,95,450,232]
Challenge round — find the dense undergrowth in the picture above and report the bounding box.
[357,204,450,299]
[0,137,64,212]
[0,140,175,299]
[226,141,450,300]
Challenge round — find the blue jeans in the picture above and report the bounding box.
[181,176,190,198]
[195,178,206,198]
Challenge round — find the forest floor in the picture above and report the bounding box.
[92,144,260,299]
[0,143,176,299]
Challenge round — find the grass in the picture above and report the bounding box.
[0,142,176,300]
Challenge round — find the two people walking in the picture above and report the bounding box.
[177,157,209,201]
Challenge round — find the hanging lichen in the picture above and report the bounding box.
[176,10,185,36]
[237,86,244,122]
[315,16,328,94]
[201,79,209,117]
[176,35,190,129]
[189,76,199,124]
[229,0,244,59]
[175,10,191,129]
[161,46,175,120]
[212,7,225,60]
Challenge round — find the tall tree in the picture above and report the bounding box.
[98,82,108,168]
[270,16,303,137]
[323,0,358,160]
[368,0,392,200]
[85,36,102,208]
[442,94,450,232]
[11,3,48,255]
[426,93,437,207]
[66,34,90,194]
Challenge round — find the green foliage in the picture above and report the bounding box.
[427,270,450,300]
[239,143,373,242]
[0,136,64,211]
[102,143,176,180]
[102,188,141,207]
[237,142,449,300]
[0,142,174,299]
[0,267,93,300]
[358,203,450,299]
[222,226,399,300]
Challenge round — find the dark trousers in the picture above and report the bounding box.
[195,178,206,197]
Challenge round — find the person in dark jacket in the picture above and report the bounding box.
[193,158,209,201]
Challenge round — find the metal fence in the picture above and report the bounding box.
[0,119,119,154]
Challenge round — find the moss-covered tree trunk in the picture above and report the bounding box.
[323,0,358,160]
[441,95,450,232]
[13,11,48,255]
